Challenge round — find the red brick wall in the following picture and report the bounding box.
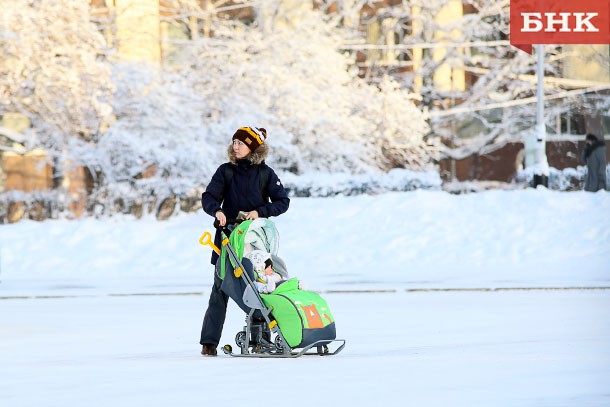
[439,140,609,182]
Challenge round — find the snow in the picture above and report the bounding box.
[2,188,608,295]
[1,189,610,406]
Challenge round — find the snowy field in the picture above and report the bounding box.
[1,189,610,406]
[1,290,609,407]
[2,189,609,295]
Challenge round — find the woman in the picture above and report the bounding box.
[199,126,290,356]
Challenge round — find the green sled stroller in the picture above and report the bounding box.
[199,218,345,358]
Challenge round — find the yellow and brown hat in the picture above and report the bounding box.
[232,127,267,152]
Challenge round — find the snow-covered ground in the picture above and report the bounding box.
[1,189,609,406]
[2,290,609,407]
[1,189,609,295]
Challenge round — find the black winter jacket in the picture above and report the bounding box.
[201,158,290,264]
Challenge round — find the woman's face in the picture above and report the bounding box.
[232,139,251,159]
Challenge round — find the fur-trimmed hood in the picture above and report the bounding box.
[227,142,269,165]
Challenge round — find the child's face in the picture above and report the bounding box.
[264,264,273,276]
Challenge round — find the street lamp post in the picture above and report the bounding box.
[532,44,550,187]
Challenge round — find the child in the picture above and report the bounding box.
[245,250,284,294]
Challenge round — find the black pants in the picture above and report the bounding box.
[199,270,229,346]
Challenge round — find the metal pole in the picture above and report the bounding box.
[533,44,549,187]
[536,44,544,140]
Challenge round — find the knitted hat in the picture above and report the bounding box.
[232,127,267,152]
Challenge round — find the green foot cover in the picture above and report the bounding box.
[261,278,336,349]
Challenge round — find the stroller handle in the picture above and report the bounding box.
[213,218,244,229]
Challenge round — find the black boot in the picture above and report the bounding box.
[201,344,217,356]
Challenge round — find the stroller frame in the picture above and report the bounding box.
[203,220,345,358]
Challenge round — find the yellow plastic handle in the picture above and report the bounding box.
[199,231,220,255]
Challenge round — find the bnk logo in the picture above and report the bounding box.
[521,12,599,33]
[510,0,610,53]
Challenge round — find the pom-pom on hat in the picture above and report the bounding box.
[232,127,267,152]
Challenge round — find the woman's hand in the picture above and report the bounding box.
[215,210,227,226]
[245,210,259,220]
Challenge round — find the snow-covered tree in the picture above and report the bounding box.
[178,4,432,173]
[315,0,610,160]
[80,2,432,212]
[0,0,113,148]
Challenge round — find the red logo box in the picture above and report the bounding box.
[510,0,610,53]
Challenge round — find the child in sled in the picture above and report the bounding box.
[245,250,284,294]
